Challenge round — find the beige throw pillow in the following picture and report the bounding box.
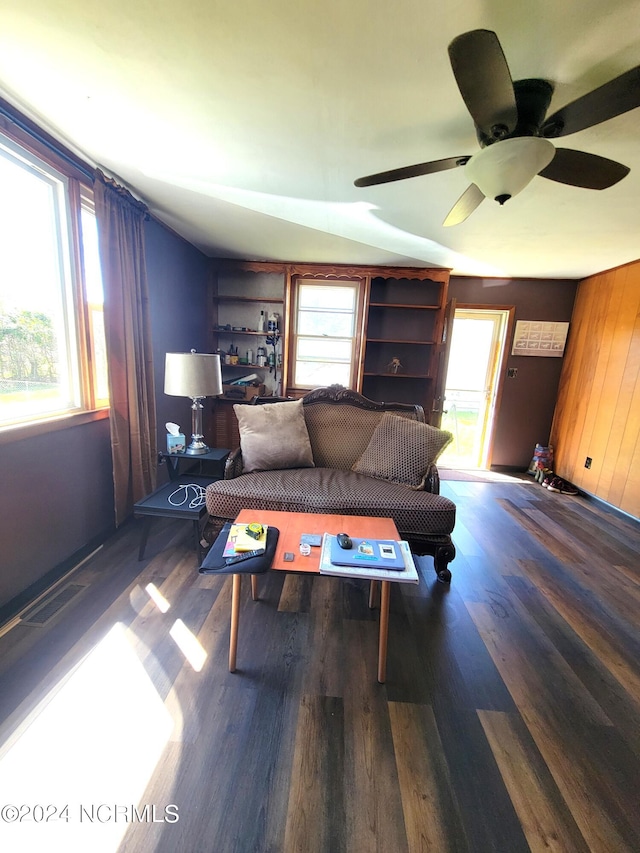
[234,399,315,473]
[352,413,452,489]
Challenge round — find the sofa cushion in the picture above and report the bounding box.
[234,399,314,473]
[205,468,455,537]
[303,402,418,470]
[352,413,453,489]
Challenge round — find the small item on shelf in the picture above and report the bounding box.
[386,357,403,374]
[257,346,266,367]
[268,312,279,333]
[246,348,253,364]
[258,310,266,333]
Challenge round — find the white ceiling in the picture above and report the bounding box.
[1,0,639,279]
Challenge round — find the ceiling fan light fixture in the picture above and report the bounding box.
[465,137,556,204]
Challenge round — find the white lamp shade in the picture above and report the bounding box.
[465,137,555,202]
[164,352,223,398]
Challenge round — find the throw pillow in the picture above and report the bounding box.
[234,399,315,473]
[352,413,452,489]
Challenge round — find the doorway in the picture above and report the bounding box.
[439,307,511,469]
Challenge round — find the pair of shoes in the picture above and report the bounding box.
[542,473,556,488]
[547,477,579,495]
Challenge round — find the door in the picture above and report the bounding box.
[439,308,511,469]
[431,297,456,428]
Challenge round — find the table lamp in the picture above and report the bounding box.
[164,350,222,455]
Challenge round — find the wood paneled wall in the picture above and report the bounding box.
[551,260,640,518]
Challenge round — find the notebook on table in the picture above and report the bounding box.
[329,536,405,571]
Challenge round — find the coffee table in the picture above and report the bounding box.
[228,509,415,683]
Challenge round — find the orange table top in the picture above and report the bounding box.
[235,509,399,574]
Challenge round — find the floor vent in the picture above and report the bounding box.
[20,583,87,626]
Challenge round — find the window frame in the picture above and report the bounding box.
[0,114,108,443]
[286,275,367,394]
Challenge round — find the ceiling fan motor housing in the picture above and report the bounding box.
[476,79,554,147]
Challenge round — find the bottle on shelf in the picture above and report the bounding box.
[257,346,266,367]
[258,310,266,333]
[268,312,279,333]
[246,348,253,364]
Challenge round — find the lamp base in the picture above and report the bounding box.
[185,439,209,455]
[184,397,209,455]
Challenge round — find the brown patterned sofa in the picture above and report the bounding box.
[205,385,456,581]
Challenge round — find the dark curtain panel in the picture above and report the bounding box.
[94,169,157,526]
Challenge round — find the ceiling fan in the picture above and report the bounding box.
[354,29,640,225]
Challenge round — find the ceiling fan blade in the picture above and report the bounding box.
[542,66,640,138]
[448,29,518,140]
[443,183,485,226]
[354,156,470,187]
[539,148,630,189]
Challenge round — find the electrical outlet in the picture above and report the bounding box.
[507,367,518,378]
[585,456,592,469]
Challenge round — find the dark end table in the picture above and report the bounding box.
[159,447,230,481]
[134,474,217,563]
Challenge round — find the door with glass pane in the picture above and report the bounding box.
[439,308,511,469]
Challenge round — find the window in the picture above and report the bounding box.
[289,279,362,390]
[0,129,107,431]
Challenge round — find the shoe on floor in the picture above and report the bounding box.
[559,480,578,495]
[542,473,556,488]
[547,477,579,495]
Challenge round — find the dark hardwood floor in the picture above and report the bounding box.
[0,476,638,852]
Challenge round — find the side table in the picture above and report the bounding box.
[134,474,216,562]
[159,447,230,481]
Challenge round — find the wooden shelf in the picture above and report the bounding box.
[368,302,439,310]
[222,362,273,370]
[215,296,283,304]
[214,329,279,337]
[366,338,436,345]
[363,372,432,379]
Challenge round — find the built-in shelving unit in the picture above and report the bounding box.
[208,261,288,447]
[207,260,450,446]
[361,271,449,415]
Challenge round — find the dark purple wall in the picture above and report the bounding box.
[145,218,211,481]
[449,277,578,468]
[0,218,209,617]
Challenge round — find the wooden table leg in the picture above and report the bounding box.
[229,574,241,672]
[250,575,258,601]
[377,580,390,683]
[368,579,379,609]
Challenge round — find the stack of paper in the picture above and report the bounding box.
[223,523,268,556]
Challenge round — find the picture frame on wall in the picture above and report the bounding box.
[511,320,570,357]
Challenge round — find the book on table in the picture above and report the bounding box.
[320,534,419,583]
[223,523,268,555]
[329,536,405,570]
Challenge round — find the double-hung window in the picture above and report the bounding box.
[0,127,107,432]
[289,278,363,391]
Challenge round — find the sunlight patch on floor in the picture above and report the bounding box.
[0,623,174,853]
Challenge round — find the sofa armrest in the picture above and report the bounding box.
[224,447,244,479]
[425,464,440,494]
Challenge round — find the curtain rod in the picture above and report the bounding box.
[0,97,95,181]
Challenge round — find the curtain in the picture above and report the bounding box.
[94,169,157,526]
